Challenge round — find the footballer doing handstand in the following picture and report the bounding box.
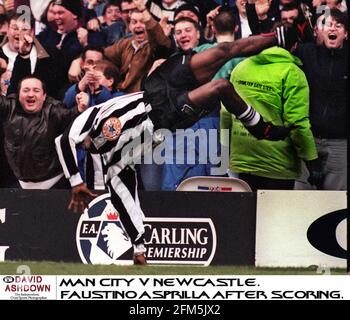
[56,25,294,264]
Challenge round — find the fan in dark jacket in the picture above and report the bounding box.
[0,11,68,99]
[0,76,87,189]
[246,0,314,43]
[294,9,348,190]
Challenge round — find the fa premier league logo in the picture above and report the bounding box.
[76,194,133,265]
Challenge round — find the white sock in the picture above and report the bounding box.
[134,243,146,255]
[238,105,261,127]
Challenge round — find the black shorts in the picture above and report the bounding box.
[143,50,209,131]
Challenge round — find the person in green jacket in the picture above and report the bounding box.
[221,45,319,191]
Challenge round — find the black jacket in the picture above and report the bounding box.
[246,1,280,35]
[0,39,68,100]
[246,1,314,43]
[295,43,348,138]
[0,95,79,182]
[37,26,106,66]
[0,124,16,187]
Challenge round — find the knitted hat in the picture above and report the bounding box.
[53,0,82,18]
[174,3,200,20]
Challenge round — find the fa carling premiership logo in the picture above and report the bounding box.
[144,218,216,266]
[76,194,217,266]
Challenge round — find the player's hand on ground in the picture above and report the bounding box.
[69,183,98,214]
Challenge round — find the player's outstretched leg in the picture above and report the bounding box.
[187,79,290,141]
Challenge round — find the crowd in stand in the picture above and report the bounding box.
[0,0,347,191]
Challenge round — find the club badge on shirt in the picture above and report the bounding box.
[102,117,122,141]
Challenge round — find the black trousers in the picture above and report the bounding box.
[107,166,144,246]
[238,173,295,192]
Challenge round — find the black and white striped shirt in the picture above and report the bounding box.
[55,92,154,187]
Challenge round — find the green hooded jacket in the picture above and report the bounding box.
[221,47,317,179]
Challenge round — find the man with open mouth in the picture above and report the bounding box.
[104,3,171,94]
[0,76,87,190]
[294,9,348,191]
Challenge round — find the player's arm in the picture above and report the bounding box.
[69,183,98,213]
[55,107,99,212]
[191,24,295,84]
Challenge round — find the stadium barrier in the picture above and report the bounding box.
[0,189,256,265]
[0,189,347,267]
[255,190,347,268]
